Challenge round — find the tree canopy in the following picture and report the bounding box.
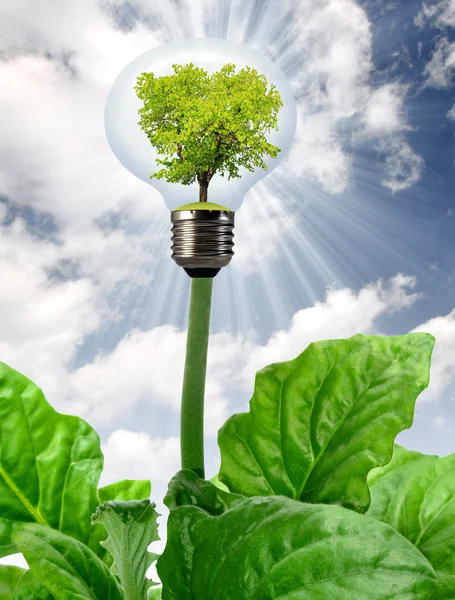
[135,62,283,201]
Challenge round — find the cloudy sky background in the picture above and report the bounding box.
[0,0,454,580]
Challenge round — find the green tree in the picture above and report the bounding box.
[135,62,283,202]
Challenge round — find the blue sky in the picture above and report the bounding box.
[0,0,454,575]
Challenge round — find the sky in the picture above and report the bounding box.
[0,0,454,580]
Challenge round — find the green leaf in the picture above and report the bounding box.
[208,474,230,492]
[11,523,123,599]
[165,469,244,515]
[218,333,435,513]
[88,479,152,566]
[147,587,162,599]
[13,570,54,599]
[367,444,455,599]
[156,495,438,599]
[0,565,25,599]
[92,499,160,600]
[98,480,152,503]
[0,362,103,557]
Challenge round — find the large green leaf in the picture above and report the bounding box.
[156,495,437,599]
[0,362,103,557]
[13,570,54,599]
[0,565,25,599]
[11,523,124,599]
[218,333,434,513]
[92,499,160,600]
[367,444,455,599]
[165,469,244,515]
[0,563,53,599]
[98,479,151,503]
[88,479,152,566]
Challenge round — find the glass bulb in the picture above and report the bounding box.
[104,37,297,213]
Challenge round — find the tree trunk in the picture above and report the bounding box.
[197,172,210,202]
[199,182,208,202]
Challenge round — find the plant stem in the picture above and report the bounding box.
[180,277,213,479]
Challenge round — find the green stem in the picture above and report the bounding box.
[180,277,213,479]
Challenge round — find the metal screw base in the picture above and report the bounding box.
[170,208,235,279]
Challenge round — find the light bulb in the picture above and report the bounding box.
[105,37,297,277]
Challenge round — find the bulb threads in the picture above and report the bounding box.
[170,209,235,278]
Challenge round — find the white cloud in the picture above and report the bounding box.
[280,0,419,193]
[282,0,370,192]
[415,0,455,122]
[0,1,171,291]
[288,0,373,119]
[0,52,168,225]
[422,37,455,89]
[0,217,110,400]
[0,204,174,406]
[378,138,424,192]
[412,309,455,404]
[285,111,353,194]
[415,0,455,29]
[0,0,165,84]
[100,430,180,490]
[65,324,252,432]
[360,83,412,138]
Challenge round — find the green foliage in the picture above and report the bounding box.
[218,333,434,512]
[0,565,53,599]
[12,569,54,599]
[0,361,103,557]
[92,499,160,600]
[156,496,437,599]
[367,444,455,599]
[88,479,153,568]
[98,480,152,504]
[11,524,124,599]
[164,469,244,516]
[0,565,26,599]
[0,565,54,599]
[1,333,454,599]
[0,361,157,599]
[135,62,283,195]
